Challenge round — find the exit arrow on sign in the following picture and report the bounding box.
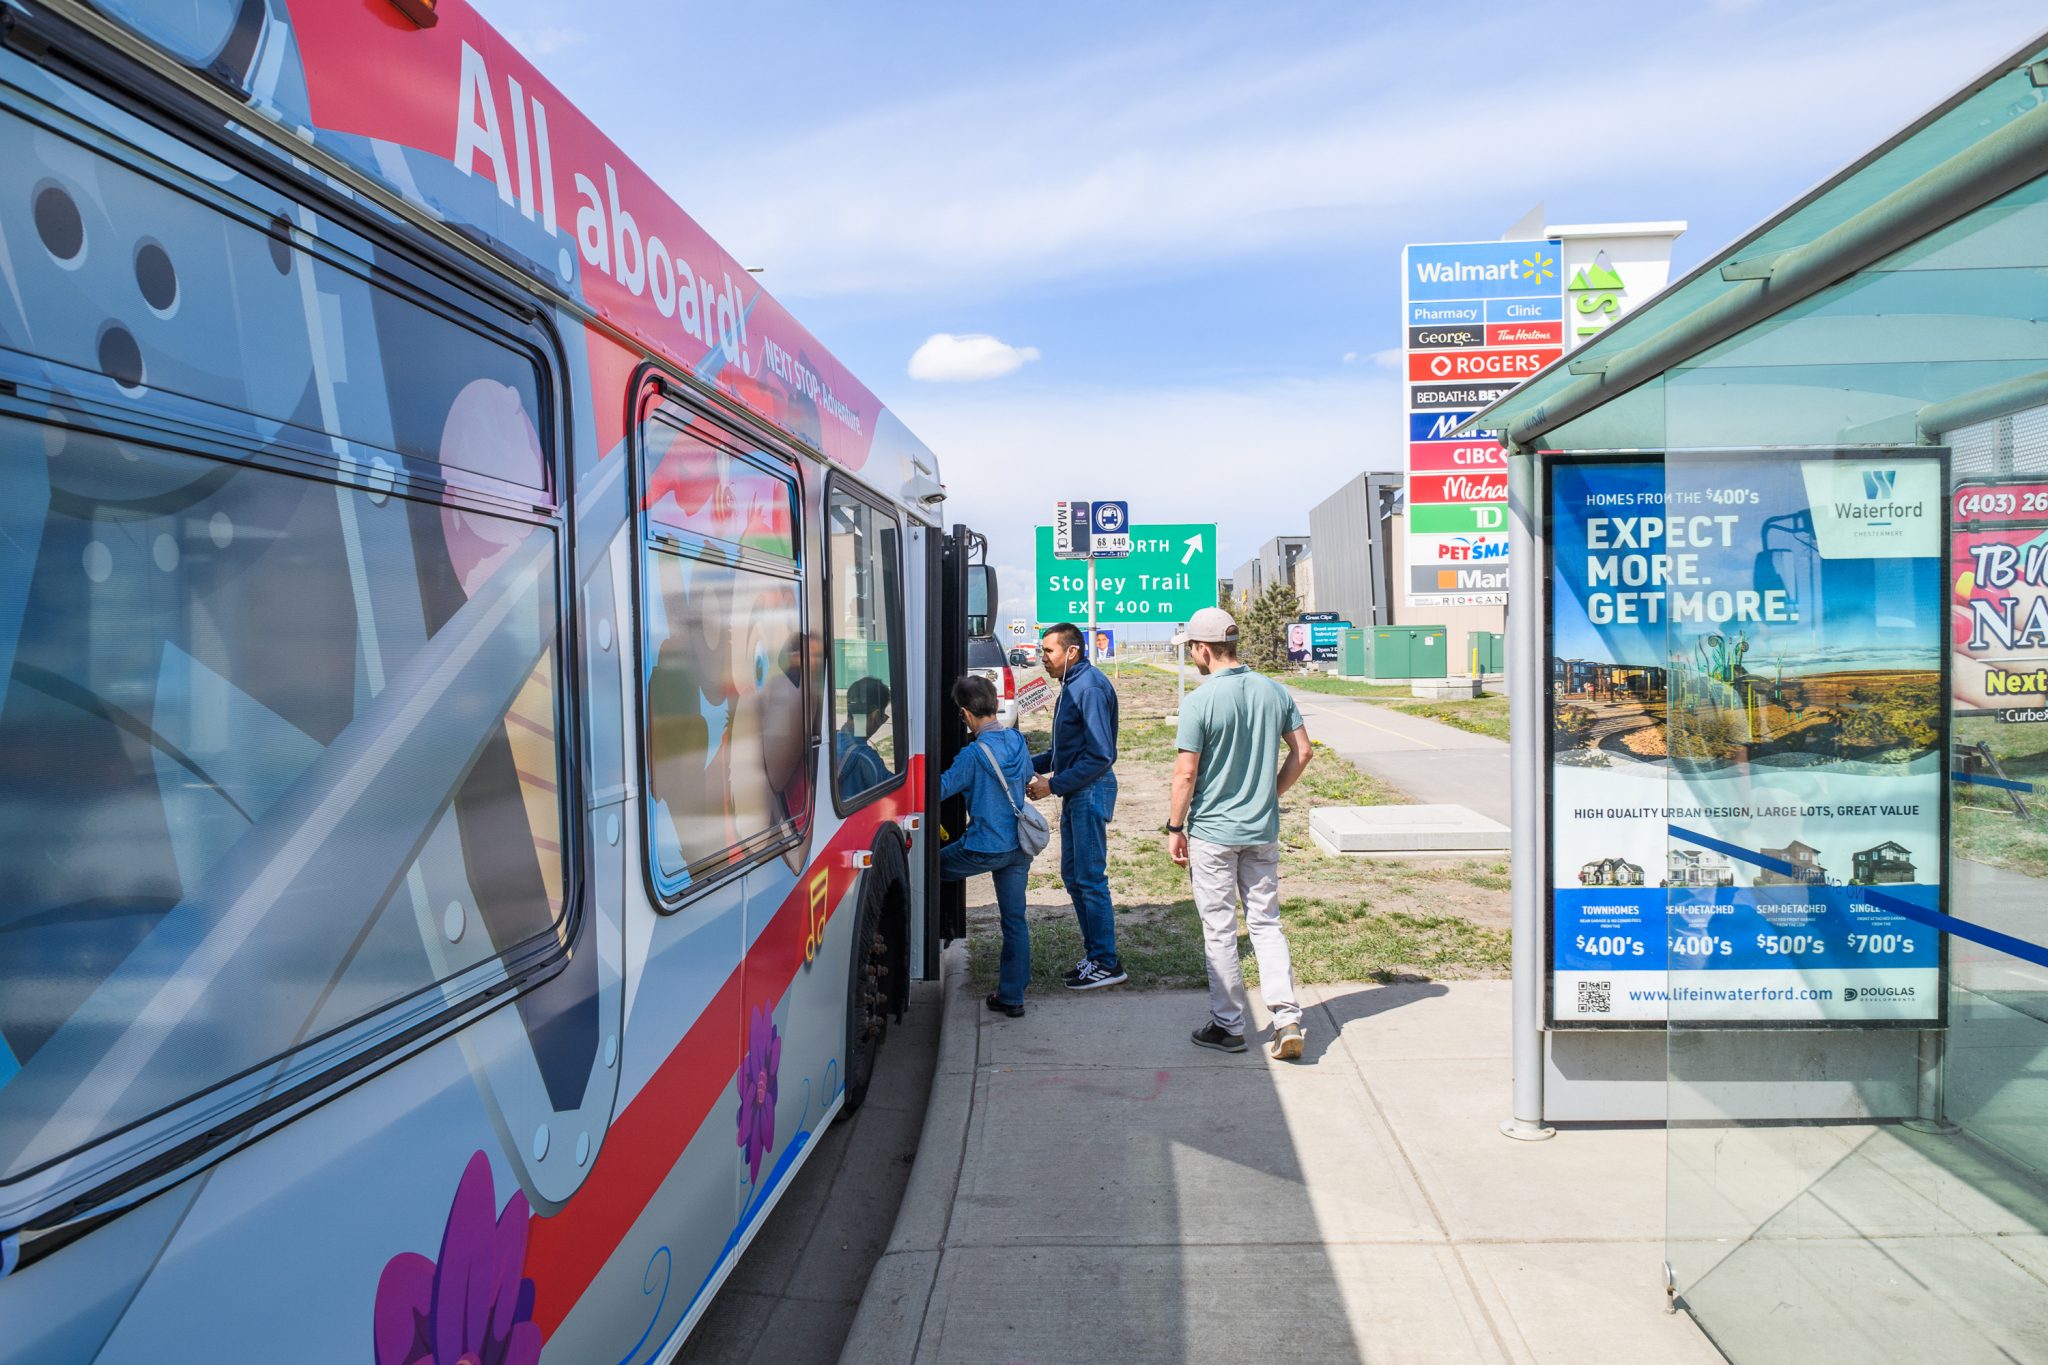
[1181,533,1203,565]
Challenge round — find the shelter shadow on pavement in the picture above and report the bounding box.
[843,958,1721,1364]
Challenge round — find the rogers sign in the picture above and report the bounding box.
[1407,347,1561,383]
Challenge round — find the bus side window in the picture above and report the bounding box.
[0,415,569,1197]
[826,482,906,810]
[635,402,810,905]
[0,99,576,1214]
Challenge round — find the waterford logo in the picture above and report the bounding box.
[1863,469,1898,499]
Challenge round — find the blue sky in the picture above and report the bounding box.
[472,0,2041,627]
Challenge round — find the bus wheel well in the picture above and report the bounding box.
[844,830,909,1111]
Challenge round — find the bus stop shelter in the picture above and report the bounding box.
[1475,28,2048,1361]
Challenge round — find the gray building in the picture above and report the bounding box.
[1306,472,1403,625]
[1230,535,1311,605]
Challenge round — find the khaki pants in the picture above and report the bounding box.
[1189,837,1301,1033]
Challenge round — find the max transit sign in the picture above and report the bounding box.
[1401,240,1563,606]
[1546,452,1947,1026]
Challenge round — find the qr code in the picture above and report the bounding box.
[1577,980,1613,1014]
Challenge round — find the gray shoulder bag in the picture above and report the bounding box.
[980,742,1052,857]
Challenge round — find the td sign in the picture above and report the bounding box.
[1034,523,1217,624]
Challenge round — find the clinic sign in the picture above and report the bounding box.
[1402,240,1563,606]
[1546,453,1947,1026]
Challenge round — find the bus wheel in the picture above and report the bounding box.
[843,841,903,1111]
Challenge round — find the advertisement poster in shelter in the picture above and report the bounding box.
[1548,452,1946,1026]
[1950,482,2048,858]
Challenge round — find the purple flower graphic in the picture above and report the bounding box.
[374,1151,543,1365]
[736,1005,781,1182]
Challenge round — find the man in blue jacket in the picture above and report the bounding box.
[1026,621,1125,988]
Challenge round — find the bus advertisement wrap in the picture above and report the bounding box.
[1547,453,1947,1025]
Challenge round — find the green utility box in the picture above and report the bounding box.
[1466,630,1504,675]
[1365,625,1448,680]
[834,639,890,686]
[1338,627,1368,678]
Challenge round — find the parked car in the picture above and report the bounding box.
[1007,646,1037,668]
[967,637,1021,729]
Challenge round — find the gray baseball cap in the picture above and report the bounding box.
[1172,607,1239,645]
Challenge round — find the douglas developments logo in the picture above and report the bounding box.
[1843,985,1916,1003]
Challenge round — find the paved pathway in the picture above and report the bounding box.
[841,950,1718,1364]
[1285,687,1513,826]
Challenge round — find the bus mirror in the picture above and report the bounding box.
[967,565,997,638]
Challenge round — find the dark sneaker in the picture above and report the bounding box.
[1063,959,1129,991]
[985,993,1025,1018]
[1191,1021,1246,1053]
[1270,1023,1306,1060]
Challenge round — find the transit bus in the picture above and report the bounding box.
[0,2,989,1359]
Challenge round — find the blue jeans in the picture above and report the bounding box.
[941,842,1034,1005]
[1058,773,1118,969]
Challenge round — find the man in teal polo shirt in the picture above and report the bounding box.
[1166,608,1314,1060]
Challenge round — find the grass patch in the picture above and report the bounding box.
[967,908,1209,994]
[966,894,1511,996]
[1953,803,2048,880]
[1282,898,1512,983]
[1384,694,1511,741]
[1287,674,1415,699]
[1298,740,1404,807]
[1285,673,1512,741]
[1119,716,1181,764]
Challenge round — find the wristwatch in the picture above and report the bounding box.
[1164,822,1184,834]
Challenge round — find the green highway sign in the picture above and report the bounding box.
[1034,522,1217,624]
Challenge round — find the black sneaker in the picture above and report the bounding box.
[1063,959,1129,991]
[985,993,1025,1018]
[1191,1021,1246,1052]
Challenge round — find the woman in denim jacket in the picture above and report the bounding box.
[939,674,1040,1016]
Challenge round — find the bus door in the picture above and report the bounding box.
[928,526,995,972]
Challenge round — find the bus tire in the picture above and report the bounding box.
[843,834,906,1112]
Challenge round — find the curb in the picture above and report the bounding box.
[835,939,976,1365]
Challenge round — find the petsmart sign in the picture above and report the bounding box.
[1546,452,1948,1027]
[1402,240,1563,607]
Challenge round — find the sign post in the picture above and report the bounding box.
[1175,631,1186,716]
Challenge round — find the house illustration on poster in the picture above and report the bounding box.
[1755,840,1828,887]
[1665,847,1735,888]
[1851,841,1917,885]
[1578,857,1645,887]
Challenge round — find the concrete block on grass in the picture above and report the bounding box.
[1412,675,1482,699]
[1310,804,1509,855]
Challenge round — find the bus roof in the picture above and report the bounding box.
[81,0,941,502]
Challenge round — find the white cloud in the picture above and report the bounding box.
[891,373,1404,631]
[907,333,1042,383]
[1370,348,1403,370]
[1341,351,1360,364]
[666,3,2037,301]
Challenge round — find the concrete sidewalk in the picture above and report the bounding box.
[840,950,1718,1364]
[1287,688,1511,826]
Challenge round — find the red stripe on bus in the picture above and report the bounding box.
[522,762,921,1335]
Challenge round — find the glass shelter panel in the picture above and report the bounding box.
[1658,436,2048,1361]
